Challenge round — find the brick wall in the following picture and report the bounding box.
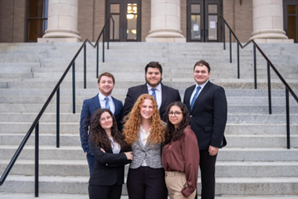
[0,0,26,42]
[78,0,94,41]
[141,0,150,41]
[181,0,187,38]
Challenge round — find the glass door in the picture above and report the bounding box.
[106,0,141,41]
[187,0,222,42]
[283,0,298,42]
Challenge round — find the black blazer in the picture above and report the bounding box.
[79,95,123,155]
[89,140,131,186]
[183,81,227,150]
[122,83,181,121]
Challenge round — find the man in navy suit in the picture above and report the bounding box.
[122,61,181,121]
[183,60,227,199]
[80,72,123,175]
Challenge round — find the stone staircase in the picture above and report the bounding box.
[0,42,297,198]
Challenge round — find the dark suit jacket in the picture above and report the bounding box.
[122,83,181,121]
[183,81,227,150]
[80,95,123,155]
[89,140,131,186]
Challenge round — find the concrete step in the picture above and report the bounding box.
[0,160,297,178]
[1,146,298,161]
[0,194,297,199]
[1,133,297,148]
[1,175,297,195]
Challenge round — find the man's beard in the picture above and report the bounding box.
[145,77,162,88]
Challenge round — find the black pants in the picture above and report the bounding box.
[195,150,217,199]
[127,167,167,199]
[89,184,122,199]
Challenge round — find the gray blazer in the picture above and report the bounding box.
[130,134,163,169]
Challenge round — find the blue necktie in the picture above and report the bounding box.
[104,97,110,110]
[151,88,157,100]
[190,86,201,110]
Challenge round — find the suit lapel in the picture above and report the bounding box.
[191,81,211,114]
[112,97,118,115]
[92,95,101,110]
[160,84,167,109]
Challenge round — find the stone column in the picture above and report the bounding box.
[38,0,81,43]
[250,0,293,43]
[146,0,185,42]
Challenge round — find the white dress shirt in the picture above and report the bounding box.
[98,92,115,114]
[139,125,150,166]
[190,80,209,104]
[147,83,162,109]
[109,137,120,154]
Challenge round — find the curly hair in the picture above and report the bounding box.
[91,108,129,151]
[123,94,165,146]
[164,101,190,145]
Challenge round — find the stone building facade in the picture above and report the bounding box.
[0,0,296,43]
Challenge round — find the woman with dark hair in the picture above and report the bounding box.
[123,94,167,199]
[89,108,133,199]
[162,101,200,199]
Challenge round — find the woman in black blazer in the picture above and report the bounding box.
[89,108,133,199]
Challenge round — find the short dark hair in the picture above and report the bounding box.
[145,61,163,74]
[97,72,115,84]
[193,60,211,72]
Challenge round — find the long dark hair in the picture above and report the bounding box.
[164,102,190,144]
[91,108,129,150]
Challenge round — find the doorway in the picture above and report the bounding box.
[187,0,222,42]
[283,0,298,42]
[26,0,48,42]
[106,0,141,41]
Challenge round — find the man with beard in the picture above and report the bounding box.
[80,72,123,175]
[122,61,181,121]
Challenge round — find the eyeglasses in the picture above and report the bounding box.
[168,111,182,116]
[100,116,112,122]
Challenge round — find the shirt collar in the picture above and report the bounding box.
[98,92,112,101]
[196,80,209,90]
[147,83,161,91]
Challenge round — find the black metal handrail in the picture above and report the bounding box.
[218,16,298,149]
[0,15,115,197]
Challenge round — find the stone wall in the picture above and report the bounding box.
[181,0,187,38]
[78,0,94,41]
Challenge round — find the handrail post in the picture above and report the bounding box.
[113,19,115,40]
[102,31,105,63]
[56,87,60,148]
[254,44,257,89]
[35,122,39,197]
[72,62,76,114]
[96,42,99,78]
[223,23,225,50]
[107,18,110,50]
[286,88,290,149]
[237,41,240,79]
[84,44,87,89]
[217,22,219,42]
[229,30,232,63]
[267,62,272,114]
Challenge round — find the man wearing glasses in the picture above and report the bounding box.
[183,60,227,199]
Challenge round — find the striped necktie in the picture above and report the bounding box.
[104,97,110,110]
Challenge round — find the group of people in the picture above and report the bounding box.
[79,60,228,199]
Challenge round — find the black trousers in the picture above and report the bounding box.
[127,166,167,199]
[88,184,122,199]
[195,150,217,199]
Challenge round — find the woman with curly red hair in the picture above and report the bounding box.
[162,101,200,199]
[123,94,167,199]
[89,108,133,199]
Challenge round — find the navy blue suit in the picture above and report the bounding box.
[80,95,123,174]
